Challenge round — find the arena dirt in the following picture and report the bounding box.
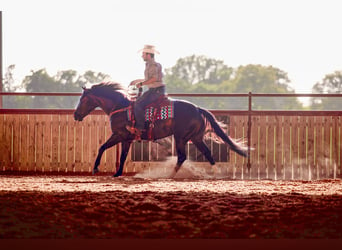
[0,170,341,238]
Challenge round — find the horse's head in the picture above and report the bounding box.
[74,87,99,121]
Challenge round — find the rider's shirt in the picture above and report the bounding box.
[144,58,165,89]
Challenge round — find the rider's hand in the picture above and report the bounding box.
[135,82,143,88]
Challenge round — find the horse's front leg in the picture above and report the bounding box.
[113,141,132,177]
[93,133,121,175]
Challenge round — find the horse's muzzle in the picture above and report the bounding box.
[74,112,83,121]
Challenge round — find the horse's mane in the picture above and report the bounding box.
[90,82,127,100]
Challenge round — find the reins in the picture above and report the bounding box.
[109,105,132,118]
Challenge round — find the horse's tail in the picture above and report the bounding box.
[198,107,249,158]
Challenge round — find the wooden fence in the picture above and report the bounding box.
[248,114,341,180]
[0,110,341,180]
[0,111,120,173]
[0,92,341,179]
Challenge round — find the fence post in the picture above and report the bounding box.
[247,92,252,172]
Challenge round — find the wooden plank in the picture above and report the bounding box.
[11,114,21,171]
[231,116,246,179]
[59,114,68,172]
[20,115,29,171]
[67,115,75,172]
[323,116,332,178]
[249,115,259,179]
[50,115,59,172]
[282,116,291,180]
[74,116,83,172]
[8,115,15,170]
[291,116,300,180]
[27,114,37,171]
[134,141,143,162]
[266,116,275,180]
[305,116,316,180]
[89,115,100,172]
[331,116,339,179]
[316,116,324,179]
[82,115,92,172]
[42,115,51,172]
[299,116,308,180]
[188,141,197,162]
[227,115,237,179]
[217,115,229,163]
[0,115,5,170]
[258,116,267,179]
[16,115,25,170]
[242,116,248,179]
[307,116,316,180]
[2,115,12,170]
[210,139,219,163]
[89,115,98,172]
[275,116,283,180]
[35,114,44,172]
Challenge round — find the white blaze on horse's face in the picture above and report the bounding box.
[74,89,98,121]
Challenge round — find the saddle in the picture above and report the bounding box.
[128,95,174,140]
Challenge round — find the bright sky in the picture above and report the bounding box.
[2,0,342,94]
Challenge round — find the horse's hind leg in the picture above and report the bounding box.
[192,140,215,165]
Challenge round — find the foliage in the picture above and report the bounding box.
[310,70,342,110]
[3,65,16,92]
[164,55,233,93]
[222,64,302,110]
[2,65,29,108]
[4,69,109,109]
[165,57,303,110]
[4,54,340,110]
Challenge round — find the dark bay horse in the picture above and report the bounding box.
[74,82,248,177]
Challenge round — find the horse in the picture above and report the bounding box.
[74,82,248,177]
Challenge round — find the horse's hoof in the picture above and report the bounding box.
[170,166,180,178]
[92,168,99,175]
[113,172,122,177]
[169,171,177,179]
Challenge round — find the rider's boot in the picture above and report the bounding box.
[126,125,144,138]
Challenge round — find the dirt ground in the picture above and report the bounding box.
[0,173,342,239]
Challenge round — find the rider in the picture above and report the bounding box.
[127,45,166,136]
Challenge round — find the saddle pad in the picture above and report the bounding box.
[126,103,174,122]
[144,105,174,122]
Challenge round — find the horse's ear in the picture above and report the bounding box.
[82,86,86,90]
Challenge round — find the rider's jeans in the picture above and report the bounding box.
[134,86,166,130]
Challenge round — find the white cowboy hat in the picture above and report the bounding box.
[138,44,160,54]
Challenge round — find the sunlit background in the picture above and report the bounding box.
[2,0,342,96]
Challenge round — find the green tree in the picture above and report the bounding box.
[221,64,302,110]
[224,64,292,93]
[22,69,58,108]
[310,70,342,110]
[77,71,110,87]
[2,65,33,108]
[22,69,109,108]
[3,64,16,92]
[165,55,233,93]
